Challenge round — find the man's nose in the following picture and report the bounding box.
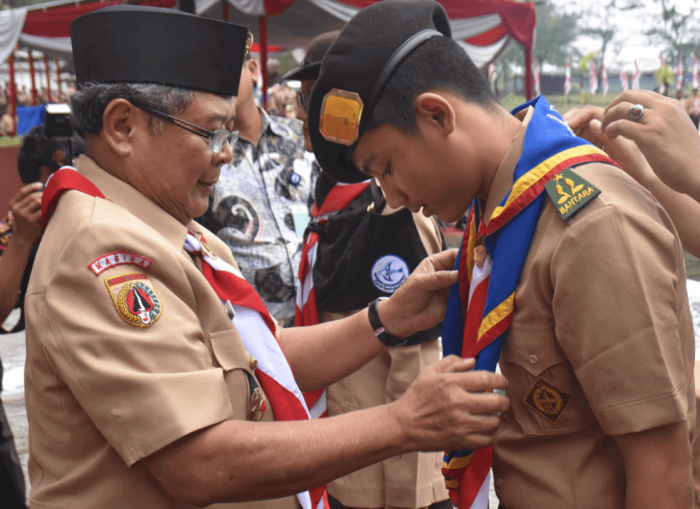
[380,180,408,209]
[214,139,234,165]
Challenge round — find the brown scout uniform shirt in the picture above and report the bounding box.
[323,209,448,509]
[487,109,696,508]
[24,156,299,509]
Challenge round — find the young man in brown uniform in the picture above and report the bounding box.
[287,32,450,509]
[22,5,511,509]
[307,1,696,507]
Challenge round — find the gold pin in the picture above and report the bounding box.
[250,356,258,370]
[245,32,254,58]
[200,242,217,260]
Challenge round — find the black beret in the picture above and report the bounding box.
[283,31,341,82]
[308,0,450,183]
[71,5,250,97]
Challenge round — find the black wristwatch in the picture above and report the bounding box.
[368,297,407,347]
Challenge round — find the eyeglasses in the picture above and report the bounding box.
[132,102,239,154]
[297,90,311,111]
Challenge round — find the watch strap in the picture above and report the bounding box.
[368,297,407,346]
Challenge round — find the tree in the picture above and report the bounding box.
[532,1,580,67]
[496,0,580,95]
[646,0,700,67]
[578,0,642,93]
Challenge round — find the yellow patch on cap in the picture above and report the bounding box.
[320,89,364,146]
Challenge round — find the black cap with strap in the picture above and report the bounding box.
[308,0,450,184]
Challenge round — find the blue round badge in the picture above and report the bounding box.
[289,171,301,187]
[371,254,409,293]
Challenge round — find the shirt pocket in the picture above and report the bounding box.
[501,323,598,435]
[208,329,257,421]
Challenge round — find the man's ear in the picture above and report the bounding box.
[247,59,260,87]
[414,92,455,136]
[101,99,139,156]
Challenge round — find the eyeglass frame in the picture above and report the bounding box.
[131,102,239,154]
[297,90,311,111]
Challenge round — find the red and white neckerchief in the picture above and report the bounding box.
[294,180,371,419]
[460,220,493,509]
[184,233,327,509]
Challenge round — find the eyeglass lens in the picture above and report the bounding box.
[297,91,311,111]
[210,130,239,153]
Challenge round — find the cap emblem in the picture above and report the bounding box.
[320,89,364,146]
[245,32,254,58]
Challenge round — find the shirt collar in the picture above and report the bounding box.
[75,155,197,250]
[261,108,291,138]
[483,106,534,226]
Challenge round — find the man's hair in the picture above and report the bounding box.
[17,125,49,184]
[70,83,195,136]
[368,36,498,134]
[18,124,86,183]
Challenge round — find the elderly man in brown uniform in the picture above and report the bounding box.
[22,5,510,509]
[307,1,696,508]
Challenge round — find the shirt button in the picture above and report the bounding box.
[495,478,502,487]
[529,354,538,364]
[250,357,258,370]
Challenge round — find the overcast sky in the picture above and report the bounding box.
[550,0,697,70]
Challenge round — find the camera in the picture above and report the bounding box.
[18,104,84,184]
[44,103,75,169]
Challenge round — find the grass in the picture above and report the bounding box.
[498,93,615,113]
[685,252,700,281]
[0,137,22,147]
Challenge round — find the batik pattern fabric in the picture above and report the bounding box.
[198,110,318,326]
[0,211,13,254]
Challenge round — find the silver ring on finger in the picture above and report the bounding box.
[628,103,644,122]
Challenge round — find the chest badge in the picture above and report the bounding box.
[522,377,572,425]
[371,254,409,294]
[105,272,162,327]
[544,168,600,221]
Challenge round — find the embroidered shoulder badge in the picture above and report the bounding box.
[89,251,152,275]
[105,273,162,327]
[544,168,600,221]
[522,377,572,425]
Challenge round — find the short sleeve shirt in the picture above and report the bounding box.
[24,157,299,509]
[489,118,696,508]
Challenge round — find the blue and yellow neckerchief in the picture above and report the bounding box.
[441,95,616,506]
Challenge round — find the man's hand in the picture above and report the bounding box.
[9,182,44,246]
[601,90,700,201]
[379,249,458,338]
[388,355,509,451]
[564,105,656,186]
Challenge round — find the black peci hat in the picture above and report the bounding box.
[71,5,251,97]
[283,31,341,82]
[308,0,450,183]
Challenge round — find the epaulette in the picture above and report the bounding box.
[544,167,601,221]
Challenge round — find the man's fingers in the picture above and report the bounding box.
[434,355,476,373]
[422,249,458,273]
[604,89,654,113]
[564,105,604,134]
[454,369,507,394]
[600,101,639,131]
[604,118,649,142]
[9,182,43,208]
